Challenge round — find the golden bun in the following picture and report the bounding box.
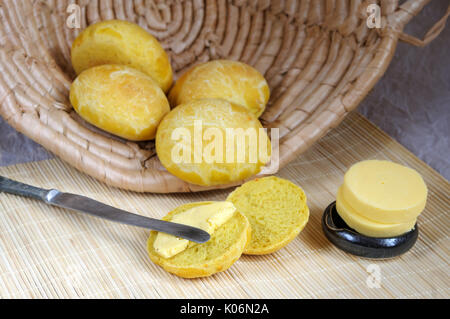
[156,99,271,186]
[71,20,173,92]
[169,60,269,117]
[147,202,251,278]
[227,176,309,255]
[70,64,170,141]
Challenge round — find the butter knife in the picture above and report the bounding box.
[0,176,210,243]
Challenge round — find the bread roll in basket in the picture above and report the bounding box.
[0,0,447,192]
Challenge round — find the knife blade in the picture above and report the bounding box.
[0,176,210,243]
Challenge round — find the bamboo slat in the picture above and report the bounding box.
[0,112,448,298]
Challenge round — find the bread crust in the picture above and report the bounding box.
[71,20,173,92]
[155,99,271,186]
[168,60,269,117]
[70,65,170,141]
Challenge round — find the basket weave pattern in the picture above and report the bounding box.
[0,0,448,192]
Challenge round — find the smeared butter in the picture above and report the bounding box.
[153,201,236,258]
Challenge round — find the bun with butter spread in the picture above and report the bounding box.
[147,201,251,278]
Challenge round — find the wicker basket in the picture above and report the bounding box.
[0,0,448,193]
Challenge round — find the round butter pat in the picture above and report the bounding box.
[336,187,416,238]
[342,160,427,224]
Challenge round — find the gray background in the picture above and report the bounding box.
[1,1,449,180]
[359,0,449,180]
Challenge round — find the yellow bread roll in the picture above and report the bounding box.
[342,160,427,224]
[336,187,416,237]
[227,176,309,255]
[155,99,271,186]
[169,60,270,117]
[147,202,251,278]
[71,20,173,92]
[70,65,170,141]
[153,201,236,258]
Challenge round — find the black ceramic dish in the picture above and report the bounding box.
[322,202,418,259]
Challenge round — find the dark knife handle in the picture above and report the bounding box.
[0,176,49,201]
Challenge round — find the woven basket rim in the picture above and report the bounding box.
[0,0,447,192]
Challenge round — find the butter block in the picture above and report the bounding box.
[342,160,427,224]
[336,187,416,238]
[153,201,236,258]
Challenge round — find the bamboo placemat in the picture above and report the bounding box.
[0,112,448,299]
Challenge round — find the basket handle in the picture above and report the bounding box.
[398,3,450,47]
